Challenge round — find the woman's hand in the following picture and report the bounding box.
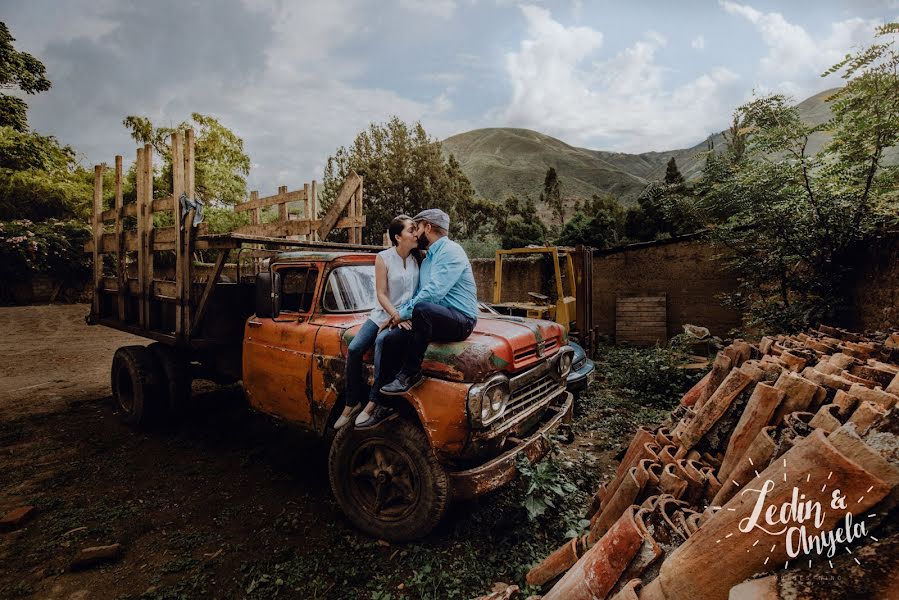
[387,312,402,329]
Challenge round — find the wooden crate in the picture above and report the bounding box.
[615,295,667,346]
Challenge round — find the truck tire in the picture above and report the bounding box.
[148,342,192,416]
[110,345,164,428]
[328,417,450,542]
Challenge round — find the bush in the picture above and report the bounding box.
[0,219,91,297]
[596,343,705,408]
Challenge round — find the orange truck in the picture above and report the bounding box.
[100,249,574,540]
[86,135,573,539]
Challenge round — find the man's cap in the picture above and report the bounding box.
[412,208,450,231]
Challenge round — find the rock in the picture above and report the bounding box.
[0,506,35,530]
[70,544,123,570]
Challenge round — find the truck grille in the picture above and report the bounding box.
[513,338,558,362]
[496,373,562,426]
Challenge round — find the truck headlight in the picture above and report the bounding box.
[467,374,511,427]
[555,347,574,379]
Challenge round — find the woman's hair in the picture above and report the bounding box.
[388,214,413,246]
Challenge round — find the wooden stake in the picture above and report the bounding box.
[172,132,185,336]
[114,156,125,321]
[135,148,146,328]
[91,164,104,318]
[143,144,153,328]
[183,129,196,338]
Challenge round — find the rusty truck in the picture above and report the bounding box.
[86,132,574,540]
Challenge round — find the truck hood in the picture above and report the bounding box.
[342,315,565,382]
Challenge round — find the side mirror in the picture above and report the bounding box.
[255,271,281,319]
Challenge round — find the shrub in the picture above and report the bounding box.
[597,343,705,408]
[0,219,91,297]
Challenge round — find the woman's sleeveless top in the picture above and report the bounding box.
[368,247,419,327]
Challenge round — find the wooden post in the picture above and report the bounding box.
[493,252,503,303]
[114,156,125,321]
[143,144,154,328]
[135,148,146,328]
[302,183,310,239]
[310,180,318,240]
[347,179,357,244]
[183,129,196,337]
[249,191,259,224]
[354,179,363,243]
[91,164,104,318]
[278,185,288,222]
[172,132,185,336]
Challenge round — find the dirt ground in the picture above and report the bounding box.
[0,304,618,600]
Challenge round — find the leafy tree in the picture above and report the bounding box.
[664,157,684,186]
[495,194,547,249]
[556,192,626,248]
[540,167,564,227]
[320,116,478,245]
[123,113,250,205]
[0,22,51,131]
[696,23,899,332]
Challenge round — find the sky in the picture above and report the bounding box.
[3,0,897,193]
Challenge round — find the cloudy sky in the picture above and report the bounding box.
[3,0,896,192]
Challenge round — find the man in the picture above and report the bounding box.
[380,208,478,395]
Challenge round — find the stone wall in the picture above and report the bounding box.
[847,231,899,332]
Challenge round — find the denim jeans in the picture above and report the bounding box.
[345,319,407,407]
[398,302,477,376]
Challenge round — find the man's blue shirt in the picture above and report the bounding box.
[397,236,478,320]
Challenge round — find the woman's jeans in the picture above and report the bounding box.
[344,320,405,408]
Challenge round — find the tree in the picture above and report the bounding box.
[495,194,547,249]
[122,113,250,205]
[664,157,684,186]
[556,192,626,248]
[0,22,51,131]
[320,117,478,245]
[696,23,899,332]
[540,167,564,227]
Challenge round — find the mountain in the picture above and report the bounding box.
[441,88,843,210]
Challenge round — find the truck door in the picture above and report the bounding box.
[243,264,320,428]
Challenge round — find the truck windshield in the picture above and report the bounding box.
[322,265,377,312]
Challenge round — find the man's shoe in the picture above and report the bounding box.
[355,404,397,429]
[380,372,423,395]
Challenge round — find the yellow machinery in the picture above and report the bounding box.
[492,246,577,333]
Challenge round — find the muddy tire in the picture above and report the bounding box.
[148,342,192,416]
[111,345,164,428]
[328,417,450,542]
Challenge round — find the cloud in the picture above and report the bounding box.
[501,5,740,151]
[720,1,880,97]
[14,0,471,192]
[398,0,457,19]
[691,35,705,50]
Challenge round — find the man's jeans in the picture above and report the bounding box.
[345,320,407,407]
[399,302,477,376]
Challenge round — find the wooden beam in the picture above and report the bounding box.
[310,180,318,240]
[171,131,185,336]
[233,216,365,239]
[115,155,126,321]
[135,148,146,327]
[277,185,288,222]
[315,172,360,241]
[190,249,228,338]
[199,232,383,252]
[183,129,196,337]
[235,188,307,213]
[91,164,105,317]
[143,143,154,328]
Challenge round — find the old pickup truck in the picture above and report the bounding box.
[102,249,574,541]
[86,137,573,540]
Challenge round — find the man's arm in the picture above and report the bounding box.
[397,245,466,320]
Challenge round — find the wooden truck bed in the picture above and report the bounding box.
[84,129,379,351]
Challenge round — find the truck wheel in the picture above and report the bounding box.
[148,342,192,415]
[111,345,164,428]
[328,417,450,542]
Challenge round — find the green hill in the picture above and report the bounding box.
[441,88,846,212]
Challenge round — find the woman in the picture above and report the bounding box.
[333,215,420,429]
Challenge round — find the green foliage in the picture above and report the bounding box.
[541,166,564,227]
[320,116,479,245]
[0,126,92,221]
[494,193,547,249]
[693,24,899,332]
[515,450,579,521]
[664,157,684,185]
[555,192,625,247]
[598,343,704,409]
[204,205,250,234]
[122,113,250,205]
[0,22,51,132]
[0,219,91,298]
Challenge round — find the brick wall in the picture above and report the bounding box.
[846,231,899,332]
